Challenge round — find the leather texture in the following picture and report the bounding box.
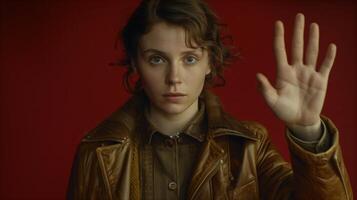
[67,90,353,200]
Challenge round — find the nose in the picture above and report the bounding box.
[166,62,182,85]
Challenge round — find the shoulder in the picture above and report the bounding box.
[220,112,269,141]
[78,96,144,145]
[73,119,132,158]
[238,121,268,138]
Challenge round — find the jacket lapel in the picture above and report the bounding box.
[85,93,146,200]
[186,91,259,199]
[96,142,132,200]
[186,139,225,200]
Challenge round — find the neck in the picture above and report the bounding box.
[146,101,199,136]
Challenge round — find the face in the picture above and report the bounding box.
[136,22,211,116]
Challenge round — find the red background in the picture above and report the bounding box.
[1,0,356,199]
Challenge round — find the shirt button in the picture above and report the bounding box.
[168,181,177,190]
[165,139,175,147]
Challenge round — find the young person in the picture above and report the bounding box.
[67,0,353,199]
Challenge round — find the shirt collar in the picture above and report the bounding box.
[142,100,206,144]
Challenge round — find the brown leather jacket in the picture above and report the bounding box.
[67,91,353,200]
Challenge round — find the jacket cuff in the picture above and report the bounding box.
[287,119,331,153]
[285,116,339,165]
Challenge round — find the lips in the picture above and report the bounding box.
[162,92,187,97]
[162,93,187,102]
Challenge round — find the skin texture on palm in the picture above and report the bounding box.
[256,13,337,141]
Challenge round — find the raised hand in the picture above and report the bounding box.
[256,13,336,140]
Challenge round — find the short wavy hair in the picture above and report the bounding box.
[112,0,238,94]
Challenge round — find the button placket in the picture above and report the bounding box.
[165,133,180,148]
[177,136,183,144]
[165,138,175,148]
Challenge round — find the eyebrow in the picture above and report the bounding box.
[141,48,203,56]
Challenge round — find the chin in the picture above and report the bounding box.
[159,103,188,115]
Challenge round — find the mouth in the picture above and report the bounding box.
[162,93,187,102]
[162,92,187,97]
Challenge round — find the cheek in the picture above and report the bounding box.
[139,70,163,91]
[185,70,207,87]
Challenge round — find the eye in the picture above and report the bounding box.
[149,55,165,65]
[184,55,198,65]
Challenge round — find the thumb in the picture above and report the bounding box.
[256,73,278,107]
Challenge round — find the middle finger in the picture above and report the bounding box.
[291,13,305,65]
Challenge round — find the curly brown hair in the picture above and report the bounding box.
[112,0,238,94]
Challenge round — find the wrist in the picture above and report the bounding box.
[287,120,322,141]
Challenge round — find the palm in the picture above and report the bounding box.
[272,63,327,125]
[257,14,336,127]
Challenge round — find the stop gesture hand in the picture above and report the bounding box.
[257,13,336,140]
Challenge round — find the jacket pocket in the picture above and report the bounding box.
[230,179,258,200]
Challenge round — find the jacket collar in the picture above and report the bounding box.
[83,90,258,142]
[203,91,258,141]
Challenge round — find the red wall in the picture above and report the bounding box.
[1,0,355,199]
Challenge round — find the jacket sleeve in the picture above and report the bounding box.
[256,117,353,200]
